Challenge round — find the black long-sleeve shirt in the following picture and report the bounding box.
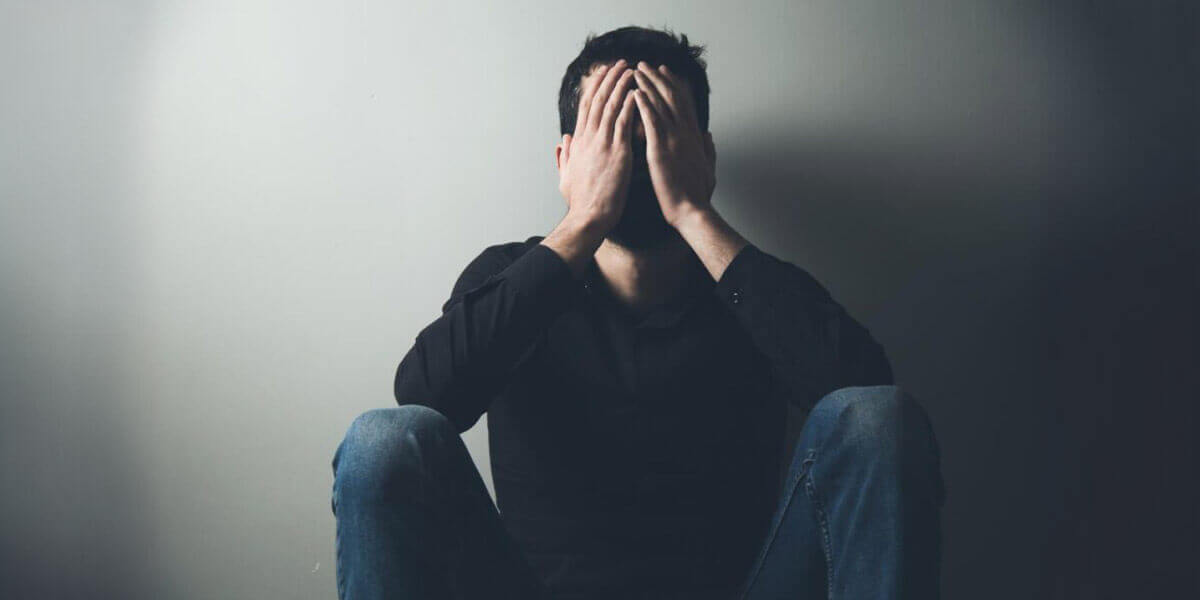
[394,235,893,599]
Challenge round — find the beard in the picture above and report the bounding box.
[603,150,681,250]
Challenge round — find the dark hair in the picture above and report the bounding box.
[558,25,710,136]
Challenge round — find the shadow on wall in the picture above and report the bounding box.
[717,125,1064,597]
[714,1,1198,592]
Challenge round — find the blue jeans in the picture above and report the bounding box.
[331,385,946,599]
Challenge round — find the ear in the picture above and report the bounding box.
[556,134,571,172]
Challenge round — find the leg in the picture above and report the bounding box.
[739,385,946,600]
[331,405,550,600]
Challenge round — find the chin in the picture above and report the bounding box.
[605,214,681,250]
[605,231,680,251]
[604,184,680,250]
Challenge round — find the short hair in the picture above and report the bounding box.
[558,25,710,136]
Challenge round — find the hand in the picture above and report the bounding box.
[557,59,640,235]
[630,61,716,228]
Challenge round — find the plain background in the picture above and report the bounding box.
[1,1,1195,598]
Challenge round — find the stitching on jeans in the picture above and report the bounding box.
[332,491,345,598]
[804,468,834,600]
[738,495,788,597]
[738,449,816,599]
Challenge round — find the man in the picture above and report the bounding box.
[332,25,946,600]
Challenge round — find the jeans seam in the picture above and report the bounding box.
[332,489,345,598]
[804,459,834,600]
[738,449,816,599]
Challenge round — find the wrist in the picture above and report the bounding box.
[559,210,609,246]
[672,204,719,236]
[544,212,605,278]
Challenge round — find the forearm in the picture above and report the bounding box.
[540,211,607,279]
[673,206,750,283]
[395,232,584,431]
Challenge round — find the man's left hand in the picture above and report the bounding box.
[631,61,716,228]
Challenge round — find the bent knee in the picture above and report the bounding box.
[334,405,455,477]
[812,385,933,449]
[345,405,452,445]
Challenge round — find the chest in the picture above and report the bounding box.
[498,300,779,464]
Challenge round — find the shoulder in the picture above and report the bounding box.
[466,235,545,271]
[446,235,547,300]
[492,234,546,262]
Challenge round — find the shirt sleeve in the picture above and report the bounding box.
[394,240,583,432]
[711,242,894,410]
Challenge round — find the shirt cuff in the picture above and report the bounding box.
[712,242,827,308]
[495,241,585,310]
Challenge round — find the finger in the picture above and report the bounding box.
[658,64,699,130]
[632,89,662,150]
[632,67,672,127]
[574,64,608,136]
[588,59,628,133]
[613,88,638,147]
[599,69,635,143]
[657,63,683,88]
[635,62,678,124]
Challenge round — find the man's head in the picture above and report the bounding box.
[556,26,711,250]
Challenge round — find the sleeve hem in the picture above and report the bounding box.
[713,242,768,305]
[713,242,830,307]
[495,241,583,311]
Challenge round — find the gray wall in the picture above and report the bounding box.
[2,1,1194,598]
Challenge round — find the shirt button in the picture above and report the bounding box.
[730,289,741,304]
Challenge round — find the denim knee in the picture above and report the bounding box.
[333,405,456,501]
[806,385,937,457]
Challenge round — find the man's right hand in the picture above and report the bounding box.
[543,59,639,277]
[558,58,639,233]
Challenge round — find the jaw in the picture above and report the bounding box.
[605,184,678,251]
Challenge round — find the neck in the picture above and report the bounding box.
[591,236,709,315]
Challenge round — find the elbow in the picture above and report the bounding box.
[393,350,428,408]
[393,364,411,407]
[848,336,894,387]
[393,360,480,435]
[838,313,894,386]
[868,352,895,387]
